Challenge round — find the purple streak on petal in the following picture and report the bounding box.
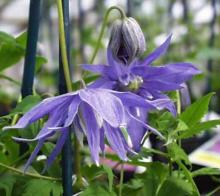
[63,95,81,127]
[24,140,45,172]
[79,89,125,127]
[103,122,128,161]
[139,35,172,66]
[125,108,164,139]
[3,94,73,130]
[81,103,100,164]
[43,129,68,172]
[100,127,105,153]
[73,115,84,147]
[127,107,147,151]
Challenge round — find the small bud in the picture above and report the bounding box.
[108,17,146,64]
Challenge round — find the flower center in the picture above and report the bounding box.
[118,75,143,92]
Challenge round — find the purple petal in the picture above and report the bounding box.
[79,89,125,127]
[100,127,105,153]
[81,103,100,164]
[12,103,69,142]
[111,91,155,109]
[24,140,45,172]
[43,128,69,172]
[88,77,116,89]
[139,34,172,66]
[3,94,73,130]
[127,108,147,151]
[142,80,182,91]
[180,83,191,109]
[125,108,164,139]
[73,115,84,146]
[133,63,201,84]
[103,122,128,161]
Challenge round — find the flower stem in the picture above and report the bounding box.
[0,162,61,181]
[176,160,200,196]
[89,6,126,64]
[57,0,72,92]
[119,163,124,196]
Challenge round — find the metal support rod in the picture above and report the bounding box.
[59,0,73,195]
[21,0,41,98]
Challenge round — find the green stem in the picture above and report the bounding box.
[57,0,72,92]
[74,138,83,188]
[176,160,200,196]
[119,163,124,196]
[89,6,126,64]
[0,162,61,181]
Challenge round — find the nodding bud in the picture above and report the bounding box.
[108,17,146,64]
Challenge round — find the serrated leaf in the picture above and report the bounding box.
[168,143,190,165]
[180,93,214,127]
[102,165,114,192]
[22,179,62,196]
[192,168,220,177]
[157,176,194,196]
[180,120,220,139]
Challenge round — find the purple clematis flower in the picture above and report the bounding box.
[82,35,201,151]
[3,88,170,171]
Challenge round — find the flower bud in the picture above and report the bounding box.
[108,17,146,64]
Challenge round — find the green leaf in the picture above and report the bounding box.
[22,179,62,196]
[168,143,190,165]
[81,183,116,196]
[192,168,220,177]
[180,93,215,127]
[157,176,194,196]
[12,95,41,114]
[180,120,220,139]
[0,174,16,196]
[35,56,48,73]
[102,165,114,192]
[0,31,24,71]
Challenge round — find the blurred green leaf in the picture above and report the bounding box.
[0,31,24,71]
[81,183,116,196]
[0,174,16,196]
[192,168,220,178]
[157,176,194,196]
[180,120,220,139]
[12,95,41,114]
[102,165,114,192]
[22,179,62,196]
[197,48,220,60]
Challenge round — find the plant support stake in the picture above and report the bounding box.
[21,0,41,98]
[58,0,73,195]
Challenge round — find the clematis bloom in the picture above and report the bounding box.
[82,35,201,150]
[4,88,170,171]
